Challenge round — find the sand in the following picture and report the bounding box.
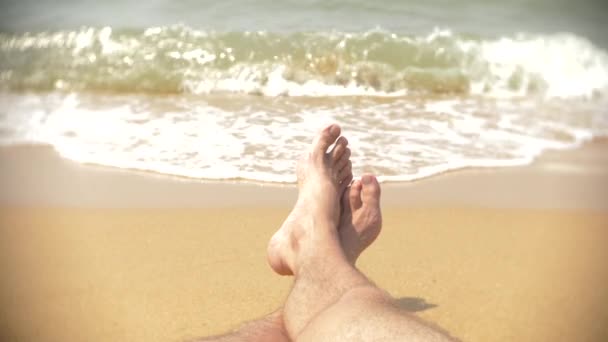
[0,142,607,342]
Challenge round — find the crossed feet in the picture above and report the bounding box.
[267,124,382,276]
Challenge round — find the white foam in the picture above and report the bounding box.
[462,33,608,99]
[0,91,606,184]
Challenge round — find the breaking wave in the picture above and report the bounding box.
[2,26,607,98]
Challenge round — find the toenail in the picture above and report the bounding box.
[329,125,339,135]
[362,175,373,184]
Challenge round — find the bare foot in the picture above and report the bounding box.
[339,174,382,264]
[267,124,353,276]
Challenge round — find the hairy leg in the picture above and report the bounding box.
[204,124,456,341]
[196,173,386,342]
[281,174,380,338]
[268,125,352,276]
[297,177,455,341]
[199,124,354,342]
[274,166,457,341]
[297,285,457,342]
[265,124,359,336]
[196,178,384,342]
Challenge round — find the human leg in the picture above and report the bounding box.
[266,123,363,336]
[197,173,385,342]
[279,174,382,339]
[267,124,352,276]
[265,124,456,341]
[199,124,354,342]
[299,176,455,341]
[285,175,457,341]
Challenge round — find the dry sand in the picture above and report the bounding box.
[0,141,607,342]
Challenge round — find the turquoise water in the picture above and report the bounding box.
[0,0,607,182]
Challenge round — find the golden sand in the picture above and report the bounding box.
[0,142,607,342]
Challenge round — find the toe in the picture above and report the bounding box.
[330,136,349,161]
[337,160,352,182]
[349,179,363,210]
[334,148,351,170]
[341,184,352,210]
[360,174,381,207]
[340,173,353,195]
[313,124,341,154]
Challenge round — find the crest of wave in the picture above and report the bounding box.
[1,26,607,99]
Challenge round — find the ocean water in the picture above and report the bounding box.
[1,0,607,183]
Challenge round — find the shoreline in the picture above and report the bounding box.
[1,139,607,209]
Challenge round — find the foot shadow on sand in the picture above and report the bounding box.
[395,297,437,312]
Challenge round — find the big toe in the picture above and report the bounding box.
[312,124,341,155]
[348,179,363,210]
[360,174,381,207]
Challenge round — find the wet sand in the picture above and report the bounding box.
[0,142,607,342]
